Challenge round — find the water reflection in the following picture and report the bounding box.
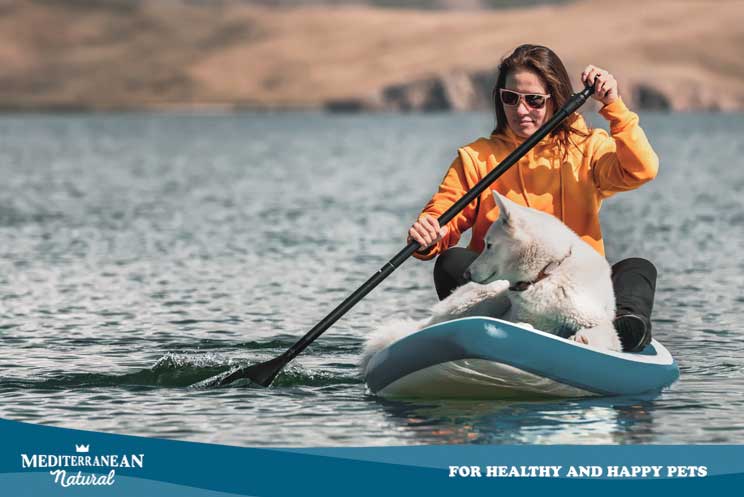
[373,393,661,445]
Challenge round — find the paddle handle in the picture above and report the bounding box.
[281,84,595,365]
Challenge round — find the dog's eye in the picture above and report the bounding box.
[486,242,493,250]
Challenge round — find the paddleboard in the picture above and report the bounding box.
[364,317,679,399]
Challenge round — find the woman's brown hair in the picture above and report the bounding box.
[492,44,588,151]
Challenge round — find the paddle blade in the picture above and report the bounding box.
[218,354,289,387]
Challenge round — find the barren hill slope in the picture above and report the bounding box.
[0,0,742,111]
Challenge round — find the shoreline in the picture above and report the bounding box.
[2,106,740,115]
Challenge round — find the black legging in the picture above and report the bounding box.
[432,247,656,350]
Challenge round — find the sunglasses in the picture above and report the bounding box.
[499,89,551,109]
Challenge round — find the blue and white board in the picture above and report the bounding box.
[365,317,679,399]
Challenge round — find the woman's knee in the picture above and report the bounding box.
[433,248,479,300]
[611,257,657,281]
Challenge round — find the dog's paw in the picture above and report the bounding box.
[430,282,480,315]
[568,333,589,345]
[484,279,510,295]
[430,281,496,317]
[569,325,622,351]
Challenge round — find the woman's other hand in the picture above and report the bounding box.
[408,215,449,252]
[581,65,619,106]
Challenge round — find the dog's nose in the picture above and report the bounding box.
[462,269,472,282]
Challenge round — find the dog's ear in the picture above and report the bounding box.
[492,191,513,228]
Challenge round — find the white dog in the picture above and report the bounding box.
[361,192,620,375]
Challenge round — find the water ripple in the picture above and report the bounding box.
[1,112,743,445]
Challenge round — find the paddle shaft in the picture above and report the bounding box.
[277,85,595,365]
[221,83,596,386]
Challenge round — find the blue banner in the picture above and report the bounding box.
[1,418,741,496]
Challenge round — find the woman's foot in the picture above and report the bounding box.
[614,313,652,352]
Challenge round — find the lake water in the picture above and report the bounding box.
[1,110,743,446]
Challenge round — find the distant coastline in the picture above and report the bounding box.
[1,0,741,112]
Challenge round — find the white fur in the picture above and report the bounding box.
[360,192,620,377]
[359,317,425,374]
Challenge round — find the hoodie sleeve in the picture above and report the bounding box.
[591,98,659,198]
[413,148,481,261]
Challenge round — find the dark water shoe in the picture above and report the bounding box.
[614,313,652,352]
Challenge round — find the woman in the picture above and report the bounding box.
[407,44,658,352]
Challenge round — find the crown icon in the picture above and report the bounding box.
[75,444,90,453]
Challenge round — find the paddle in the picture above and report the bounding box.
[216,81,596,387]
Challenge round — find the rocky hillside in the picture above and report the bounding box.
[0,0,742,111]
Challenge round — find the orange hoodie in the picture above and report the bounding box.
[414,98,659,259]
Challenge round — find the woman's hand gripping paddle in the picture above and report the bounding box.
[209,81,596,388]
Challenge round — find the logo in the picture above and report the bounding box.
[21,444,145,488]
